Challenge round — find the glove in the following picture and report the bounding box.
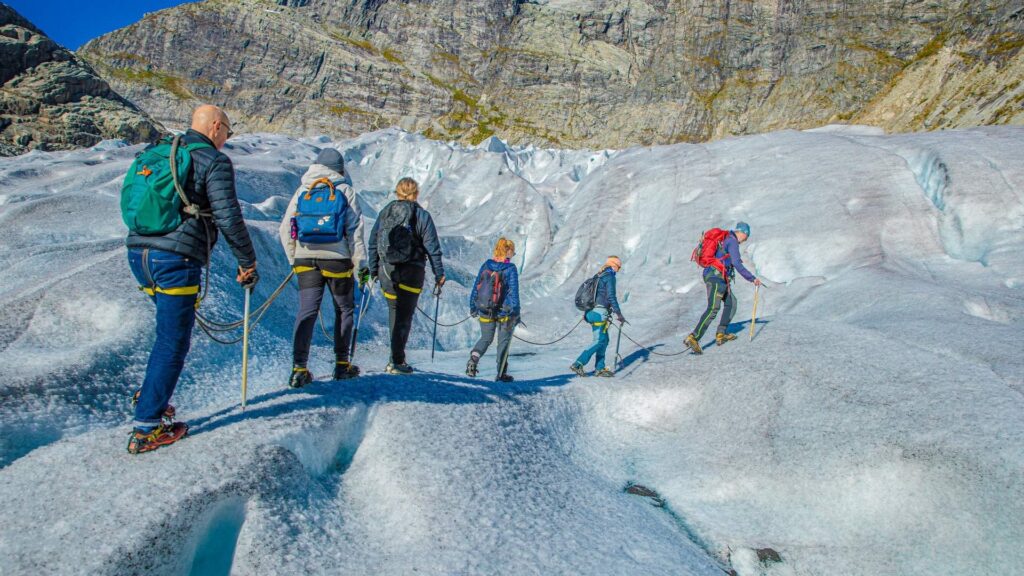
[237,264,259,289]
[616,313,626,324]
[358,267,371,288]
[753,278,762,287]
[435,274,446,289]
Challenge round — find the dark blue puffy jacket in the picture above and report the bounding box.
[594,267,621,315]
[125,129,256,267]
[469,259,520,319]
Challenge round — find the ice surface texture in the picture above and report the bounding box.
[0,126,1022,575]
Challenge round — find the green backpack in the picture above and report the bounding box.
[120,135,212,235]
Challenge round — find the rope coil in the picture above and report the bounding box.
[194,271,295,344]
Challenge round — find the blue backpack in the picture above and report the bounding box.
[293,177,348,244]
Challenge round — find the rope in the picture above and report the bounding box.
[318,284,373,344]
[615,325,690,357]
[319,309,333,342]
[512,317,584,346]
[195,271,294,330]
[193,271,295,344]
[415,305,474,327]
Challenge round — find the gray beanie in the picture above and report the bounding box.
[315,148,344,174]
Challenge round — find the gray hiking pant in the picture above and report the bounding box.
[292,258,355,367]
[470,317,515,375]
[691,271,735,341]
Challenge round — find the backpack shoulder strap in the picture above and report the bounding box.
[169,135,199,218]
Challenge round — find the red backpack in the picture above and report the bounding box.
[690,228,729,277]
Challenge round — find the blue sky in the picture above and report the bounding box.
[6,0,193,50]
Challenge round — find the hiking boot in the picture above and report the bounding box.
[289,367,313,388]
[465,358,479,377]
[126,422,189,455]
[495,373,514,382]
[716,332,737,346]
[595,368,615,377]
[131,389,175,423]
[386,362,414,375]
[333,362,360,380]
[570,362,587,377]
[685,334,703,355]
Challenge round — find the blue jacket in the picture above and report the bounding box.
[704,231,756,282]
[469,259,520,319]
[594,268,621,315]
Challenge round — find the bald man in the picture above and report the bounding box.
[124,104,258,454]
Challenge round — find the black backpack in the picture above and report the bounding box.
[376,200,419,264]
[574,273,601,312]
[474,268,507,319]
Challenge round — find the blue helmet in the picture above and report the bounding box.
[735,221,751,236]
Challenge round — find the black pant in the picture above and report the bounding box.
[691,271,735,340]
[292,258,355,367]
[379,263,425,365]
[470,317,515,375]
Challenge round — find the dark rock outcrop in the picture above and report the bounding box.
[0,2,161,156]
[80,0,1024,148]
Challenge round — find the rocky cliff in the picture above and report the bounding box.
[79,0,1023,148]
[0,3,161,156]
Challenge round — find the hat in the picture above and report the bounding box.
[735,221,751,236]
[315,148,345,174]
[605,256,622,271]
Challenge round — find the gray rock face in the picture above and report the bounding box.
[0,2,161,156]
[80,0,1023,148]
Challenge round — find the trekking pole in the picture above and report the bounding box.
[350,285,371,362]
[499,325,513,379]
[614,321,623,372]
[241,286,252,410]
[430,283,441,362]
[749,284,760,342]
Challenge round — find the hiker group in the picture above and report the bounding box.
[120,105,760,454]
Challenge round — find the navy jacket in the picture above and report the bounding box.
[367,200,445,278]
[594,268,621,315]
[469,259,520,319]
[125,129,256,267]
[704,231,756,282]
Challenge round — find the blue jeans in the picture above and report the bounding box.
[575,310,610,370]
[128,248,200,429]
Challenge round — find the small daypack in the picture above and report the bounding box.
[120,135,212,235]
[690,228,729,276]
[574,273,601,312]
[474,267,507,319]
[376,200,419,264]
[293,178,348,244]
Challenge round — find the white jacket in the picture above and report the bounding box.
[279,164,366,268]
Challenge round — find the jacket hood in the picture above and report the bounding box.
[484,259,516,272]
[300,164,346,188]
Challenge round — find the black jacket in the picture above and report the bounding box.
[366,200,444,278]
[125,129,256,267]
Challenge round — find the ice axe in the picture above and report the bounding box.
[430,282,441,362]
[614,318,628,372]
[749,283,760,342]
[349,284,372,362]
[241,286,252,410]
